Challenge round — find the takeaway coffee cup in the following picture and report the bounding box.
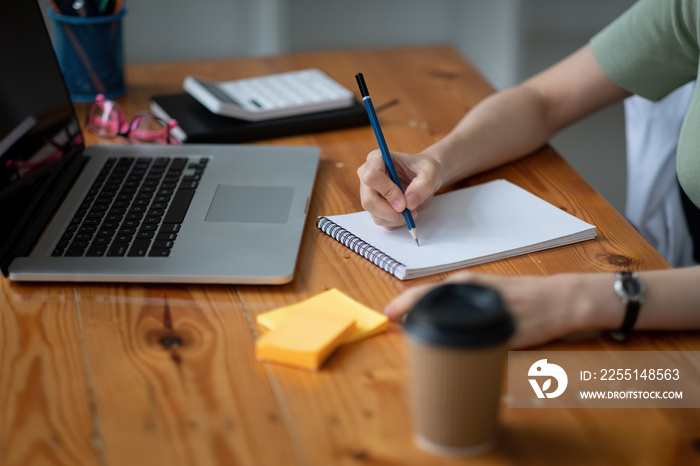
[404,283,515,456]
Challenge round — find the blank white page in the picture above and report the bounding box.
[319,179,596,279]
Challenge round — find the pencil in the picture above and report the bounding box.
[355,72,419,246]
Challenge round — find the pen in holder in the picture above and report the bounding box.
[48,8,127,102]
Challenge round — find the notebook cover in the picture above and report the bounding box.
[150,93,369,143]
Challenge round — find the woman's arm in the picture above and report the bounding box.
[357,45,631,228]
[424,44,631,183]
[384,266,700,349]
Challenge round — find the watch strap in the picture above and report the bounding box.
[609,271,643,342]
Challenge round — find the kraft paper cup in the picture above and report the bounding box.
[404,284,514,456]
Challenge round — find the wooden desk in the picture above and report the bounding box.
[2,46,697,466]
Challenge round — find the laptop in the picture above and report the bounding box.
[0,2,320,284]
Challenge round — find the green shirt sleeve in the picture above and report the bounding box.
[590,0,700,101]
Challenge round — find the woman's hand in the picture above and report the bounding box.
[384,271,619,349]
[357,150,443,229]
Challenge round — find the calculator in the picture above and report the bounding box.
[183,69,356,121]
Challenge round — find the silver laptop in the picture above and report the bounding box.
[0,2,319,284]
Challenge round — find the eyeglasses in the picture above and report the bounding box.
[86,94,180,144]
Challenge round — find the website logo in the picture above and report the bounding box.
[528,359,568,398]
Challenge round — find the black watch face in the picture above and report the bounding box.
[621,275,643,299]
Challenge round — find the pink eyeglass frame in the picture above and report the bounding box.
[85,94,180,144]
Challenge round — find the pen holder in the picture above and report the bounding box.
[48,9,127,102]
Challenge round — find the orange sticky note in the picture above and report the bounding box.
[255,309,356,371]
[257,289,388,344]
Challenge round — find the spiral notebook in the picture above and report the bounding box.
[316,179,597,280]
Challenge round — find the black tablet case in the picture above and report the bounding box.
[150,93,369,143]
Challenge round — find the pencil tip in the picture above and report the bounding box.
[409,227,419,246]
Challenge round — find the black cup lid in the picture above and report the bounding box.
[403,283,515,347]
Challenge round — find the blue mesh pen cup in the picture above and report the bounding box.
[48,9,127,102]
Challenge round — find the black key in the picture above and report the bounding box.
[153,240,174,249]
[65,248,85,257]
[148,248,171,257]
[163,188,195,224]
[100,221,120,230]
[86,245,107,257]
[128,239,151,257]
[159,224,181,233]
[136,230,155,239]
[97,229,116,238]
[179,181,199,189]
[156,232,177,241]
[170,158,187,170]
[107,243,128,257]
[115,234,133,243]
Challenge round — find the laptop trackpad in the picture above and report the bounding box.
[205,185,295,223]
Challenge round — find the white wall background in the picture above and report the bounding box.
[41,0,639,212]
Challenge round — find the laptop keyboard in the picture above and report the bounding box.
[52,156,208,258]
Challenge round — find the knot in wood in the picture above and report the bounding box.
[159,335,183,350]
[606,254,632,267]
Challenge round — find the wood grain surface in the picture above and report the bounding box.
[2,46,697,466]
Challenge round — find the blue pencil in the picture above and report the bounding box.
[355,72,419,246]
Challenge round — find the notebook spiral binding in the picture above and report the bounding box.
[316,216,406,277]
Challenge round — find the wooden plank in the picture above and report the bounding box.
[0,280,99,466]
[24,45,690,466]
[72,284,298,466]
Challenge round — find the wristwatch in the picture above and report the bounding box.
[608,271,645,342]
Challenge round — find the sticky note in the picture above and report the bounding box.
[256,288,388,344]
[255,309,356,371]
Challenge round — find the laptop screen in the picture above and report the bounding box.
[0,1,85,273]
